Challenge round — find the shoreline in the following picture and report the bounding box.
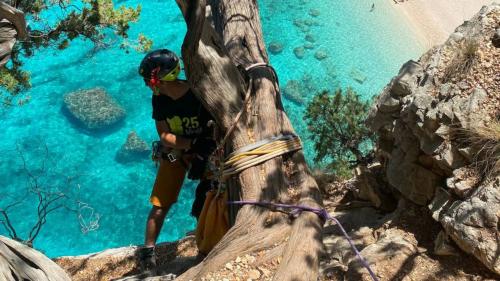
[390,0,493,47]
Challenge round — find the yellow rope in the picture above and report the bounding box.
[218,136,302,180]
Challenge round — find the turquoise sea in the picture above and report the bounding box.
[0,0,423,257]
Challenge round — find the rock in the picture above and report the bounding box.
[293,46,305,59]
[378,95,400,113]
[268,41,283,54]
[305,34,316,43]
[492,28,500,48]
[303,42,314,49]
[390,60,423,97]
[446,167,480,198]
[434,231,459,256]
[116,131,150,162]
[282,80,304,104]
[248,269,261,279]
[309,9,320,17]
[0,235,71,281]
[428,187,453,221]
[449,32,464,42]
[345,231,418,281]
[63,88,125,130]
[349,68,367,84]
[314,50,328,60]
[354,165,395,211]
[440,177,500,274]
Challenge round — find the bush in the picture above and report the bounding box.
[304,88,375,177]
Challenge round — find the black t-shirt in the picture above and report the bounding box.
[152,89,212,138]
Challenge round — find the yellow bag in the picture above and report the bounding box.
[195,189,229,254]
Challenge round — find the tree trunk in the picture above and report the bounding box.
[174,0,323,280]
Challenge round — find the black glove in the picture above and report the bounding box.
[190,137,216,158]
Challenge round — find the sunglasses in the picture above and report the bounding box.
[159,63,181,82]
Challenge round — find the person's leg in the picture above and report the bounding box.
[146,159,187,245]
[145,205,171,246]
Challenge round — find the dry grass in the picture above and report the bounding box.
[442,39,480,83]
[456,120,500,178]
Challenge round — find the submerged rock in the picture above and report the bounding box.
[116,131,150,162]
[305,34,316,43]
[283,80,304,105]
[293,46,305,59]
[314,50,328,61]
[268,41,283,54]
[63,88,125,130]
[349,68,367,84]
[309,9,320,17]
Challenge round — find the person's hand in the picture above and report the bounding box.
[190,137,216,158]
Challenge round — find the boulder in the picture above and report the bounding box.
[492,28,500,48]
[349,68,367,84]
[282,80,304,105]
[314,50,328,61]
[293,46,305,59]
[63,88,125,130]
[440,177,500,274]
[303,42,314,49]
[390,60,422,97]
[267,41,283,54]
[345,231,418,281]
[0,236,71,281]
[434,231,459,256]
[305,34,316,43]
[308,9,320,17]
[446,167,480,198]
[116,131,150,162]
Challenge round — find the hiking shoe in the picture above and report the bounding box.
[138,246,157,274]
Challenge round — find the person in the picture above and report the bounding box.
[137,49,215,271]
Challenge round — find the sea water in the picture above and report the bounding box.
[0,0,423,257]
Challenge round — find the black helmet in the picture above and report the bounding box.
[139,49,180,84]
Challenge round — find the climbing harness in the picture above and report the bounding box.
[228,200,380,281]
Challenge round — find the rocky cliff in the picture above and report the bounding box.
[367,3,499,274]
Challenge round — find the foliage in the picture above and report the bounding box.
[304,88,375,177]
[1,0,152,96]
[442,38,479,83]
[455,119,500,178]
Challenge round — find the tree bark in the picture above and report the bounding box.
[174,1,323,280]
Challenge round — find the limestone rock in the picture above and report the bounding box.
[0,236,71,281]
[314,50,328,61]
[305,34,316,43]
[349,68,367,84]
[434,231,459,256]
[440,177,500,274]
[63,88,125,130]
[293,46,305,59]
[428,187,453,221]
[492,28,500,48]
[446,167,480,198]
[267,41,283,54]
[282,80,304,105]
[304,42,314,49]
[116,131,150,162]
[345,231,418,281]
[390,60,422,97]
[309,9,320,17]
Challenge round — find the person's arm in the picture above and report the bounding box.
[155,120,192,150]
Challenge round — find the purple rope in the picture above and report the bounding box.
[228,200,379,281]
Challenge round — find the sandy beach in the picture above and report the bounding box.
[392,0,493,47]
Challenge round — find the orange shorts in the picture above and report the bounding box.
[150,159,187,208]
